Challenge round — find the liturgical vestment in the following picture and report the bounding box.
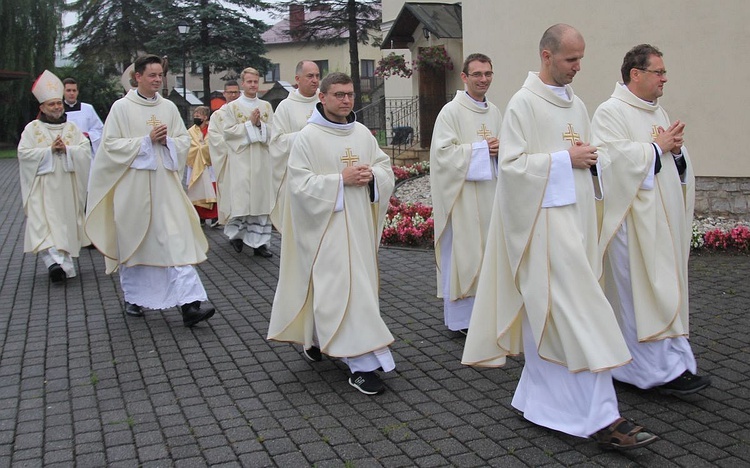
[86,90,207,276]
[462,73,631,438]
[592,83,697,388]
[268,106,395,361]
[186,124,217,211]
[18,119,91,277]
[430,90,502,331]
[268,89,319,230]
[207,105,232,224]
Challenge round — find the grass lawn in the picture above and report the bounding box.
[0,149,17,159]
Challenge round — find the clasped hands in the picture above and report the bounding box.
[654,120,685,155]
[569,140,599,170]
[150,124,168,145]
[342,164,373,186]
[51,135,66,154]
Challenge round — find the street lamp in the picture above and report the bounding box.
[177,21,190,122]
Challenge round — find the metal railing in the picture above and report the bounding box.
[357,96,420,159]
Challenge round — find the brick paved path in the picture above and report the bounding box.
[1,158,749,467]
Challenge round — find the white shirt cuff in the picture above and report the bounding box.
[541,150,576,208]
[161,136,179,172]
[334,175,344,212]
[131,137,158,170]
[245,121,268,144]
[466,140,494,181]
[37,149,54,175]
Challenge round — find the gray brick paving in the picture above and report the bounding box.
[1,158,749,466]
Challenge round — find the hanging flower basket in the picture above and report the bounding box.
[413,46,454,72]
[375,53,413,79]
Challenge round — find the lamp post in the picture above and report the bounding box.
[177,21,190,122]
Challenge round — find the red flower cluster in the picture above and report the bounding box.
[702,225,750,251]
[381,196,434,248]
[392,161,429,183]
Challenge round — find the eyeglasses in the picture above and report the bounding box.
[636,68,667,77]
[467,71,494,79]
[328,92,356,101]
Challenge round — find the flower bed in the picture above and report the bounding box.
[393,161,429,183]
[693,223,750,252]
[381,196,434,248]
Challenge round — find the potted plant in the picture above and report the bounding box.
[413,46,453,72]
[375,52,413,79]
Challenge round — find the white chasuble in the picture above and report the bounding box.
[268,90,319,230]
[268,109,395,358]
[85,90,206,274]
[186,125,216,208]
[430,90,502,300]
[222,96,274,218]
[593,83,695,342]
[18,120,91,256]
[462,73,631,373]
[208,105,232,224]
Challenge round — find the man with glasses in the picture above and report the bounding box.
[463,25,659,450]
[269,60,321,230]
[268,72,396,395]
[208,80,240,227]
[430,53,502,335]
[220,68,275,257]
[592,44,710,396]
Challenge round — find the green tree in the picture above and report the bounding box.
[0,0,64,144]
[144,0,271,104]
[272,0,382,112]
[55,64,122,121]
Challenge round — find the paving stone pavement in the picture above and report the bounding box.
[1,158,749,467]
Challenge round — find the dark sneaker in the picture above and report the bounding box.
[593,417,659,451]
[349,371,385,395]
[230,239,244,253]
[124,302,144,317]
[48,263,66,283]
[302,346,322,362]
[656,371,711,396]
[209,218,220,228]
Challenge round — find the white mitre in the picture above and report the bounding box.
[121,63,136,92]
[31,70,63,103]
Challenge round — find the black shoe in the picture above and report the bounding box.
[348,371,385,395]
[48,263,66,283]
[254,245,273,258]
[181,301,215,327]
[84,244,97,250]
[124,302,144,317]
[302,346,322,362]
[209,218,219,228]
[458,329,468,336]
[230,239,244,253]
[656,371,711,396]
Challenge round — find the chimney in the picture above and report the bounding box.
[289,5,304,33]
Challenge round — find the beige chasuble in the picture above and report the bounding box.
[462,73,631,372]
[430,90,502,299]
[85,90,207,274]
[186,124,216,209]
[268,90,319,230]
[268,111,395,358]
[18,120,91,255]
[593,83,695,342]
[207,105,232,224]
[221,96,274,218]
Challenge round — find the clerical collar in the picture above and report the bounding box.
[136,90,159,101]
[464,91,488,108]
[239,94,259,104]
[308,102,355,131]
[620,82,655,104]
[546,84,571,101]
[64,101,81,112]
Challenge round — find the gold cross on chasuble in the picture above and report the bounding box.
[146,115,163,127]
[651,125,660,140]
[476,123,493,139]
[562,123,580,146]
[341,148,359,167]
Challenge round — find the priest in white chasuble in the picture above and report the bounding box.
[186,106,217,225]
[268,60,320,230]
[268,72,396,396]
[592,44,709,396]
[207,80,241,226]
[86,54,215,327]
[462,25,659,450]
[18,70,91,283]
[430,53,502,334]
[220,67,275,258]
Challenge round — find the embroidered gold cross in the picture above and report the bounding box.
[341,148,359,167]
[46,81,59,91]
[651,125,660,140]
[146,115,163,127]
[562,123,580,146]
[477,123,492,139]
